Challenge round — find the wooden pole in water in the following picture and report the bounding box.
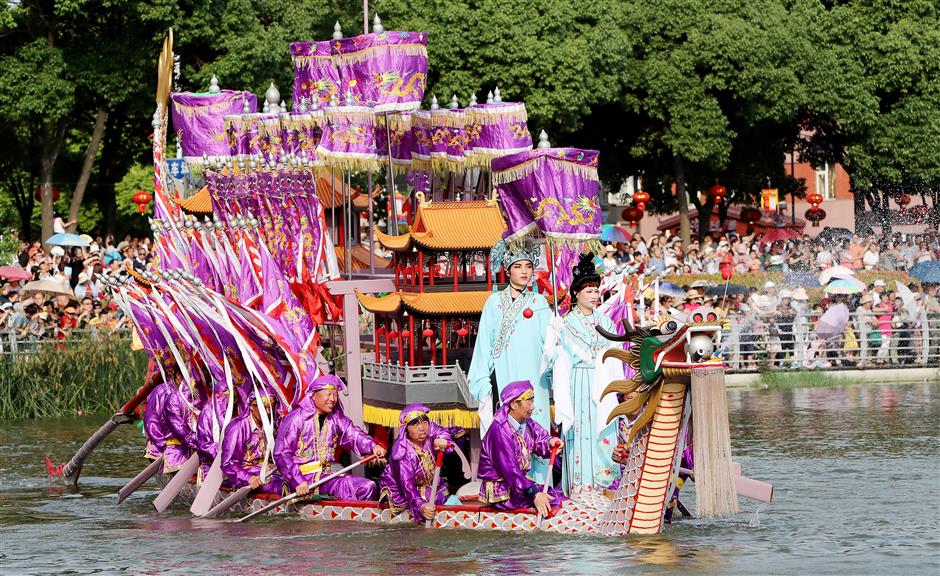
[690,365,738,517]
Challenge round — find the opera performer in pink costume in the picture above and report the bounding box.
[220,390,283,493]
[273,375,387,500]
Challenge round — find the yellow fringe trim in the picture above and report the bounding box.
[331,43,428,67]
[429,110,466,128]
[492,155,599,185]
[318,156,382,172]
[172,93,246,118]
[467,105,528,125]
[363,404,481,428]
[292,54,336,63]
[324,109,379,125]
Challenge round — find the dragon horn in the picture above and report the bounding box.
[606,390,651,425]
[596,321,633,342]
[602,348,634,364]
[625,385,664,447]
[600,379,642,400]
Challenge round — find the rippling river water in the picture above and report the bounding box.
[1,381,938,575]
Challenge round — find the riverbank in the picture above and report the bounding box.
[727,366,940,389]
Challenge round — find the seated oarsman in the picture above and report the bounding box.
[143,375,172,462]
[378,403,459,522]
[163,365,205,473]
[478,380,564,517]
[220,389,283,493]
[195,386,234,474]
[274,374,387,500]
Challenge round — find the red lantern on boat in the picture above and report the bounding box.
[805,206,826,227]
[400,329,411,339]
[422,328,434,338]
[456,327,469,338]
[622,206,644,228]
[708,184,727,205]
[740,207,762,226]
[376,326,387,336]
[132,190,153,214]
[34,186,61,203]
[387,330,399,340]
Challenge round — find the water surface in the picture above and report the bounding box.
[1,382,938,575]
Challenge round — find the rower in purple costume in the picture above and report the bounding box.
[478,380,564,517]
[378,403,458,522]
[162,364,205,473]
[220,389,283,493]
[274,374,387,500]
[195,388,231,473]
[143,379,172,461]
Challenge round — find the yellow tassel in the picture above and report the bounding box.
[331,43,428,66]
[172,93,246,118]
[362,404,480,428]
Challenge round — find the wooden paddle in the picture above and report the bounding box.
[679,466,774,504]
[202,485,253,519]
[424,448,446,528]
[238,455,376,523]
[117,456,164,503]
[53,376,161,486]
[189,455,224,516]
[535,443,562,527]
[152,453,200,512]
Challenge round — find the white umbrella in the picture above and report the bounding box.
[824,277,866,295]
[21,278,74,297]
[818,265,856,285]
[894,280,920,319]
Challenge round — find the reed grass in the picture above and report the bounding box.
[0,335,148,419]
[753,370,845,389]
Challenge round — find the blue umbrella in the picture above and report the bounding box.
[46,233,90,247]
[657,281,687,298]
[909,260,940,283]
[600,224,632,243]
[782,271,821,288]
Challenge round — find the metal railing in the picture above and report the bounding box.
[720,309,940,371]
[0,328,132,357]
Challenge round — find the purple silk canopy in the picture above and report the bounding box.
[493,148,601,244]
[411,108,469,172]
[290,41,341,110]
[465,102,532,168]
[330,31,428,112]
[375,112,414,173]
[171,90,257,161]
[316,106,379,170]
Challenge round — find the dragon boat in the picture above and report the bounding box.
[49,25,772,537]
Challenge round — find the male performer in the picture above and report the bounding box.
[478,380,563,517]
[162,364,204,473]
[274,374,386,500]
[468,238,551,435]
[219,389,282,493]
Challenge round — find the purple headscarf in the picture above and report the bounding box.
[493,380,535,425]
[310,373,345,393]
[390,403,431,461]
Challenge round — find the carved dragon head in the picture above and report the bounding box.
[596,307,726,445]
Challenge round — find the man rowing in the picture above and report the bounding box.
[478,380,564,517]
[274,374,387,500]
[378,403,456,522]
[161,364,204,473]
[220,388,282,493]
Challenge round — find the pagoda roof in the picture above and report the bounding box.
[174,186,213,215]
[317,175,378,210]
[335,245,393,272]
[374,199,506,252]
[356,289,491,316]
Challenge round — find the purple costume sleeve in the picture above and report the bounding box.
[144,385,170,452]
[331,411,377,457]
[220,415,254,486]
[482,423,537,501]
[165,388,197,449]
[527,420,553,459]
[393,453,429,520]
[428,422,454,453]
[273,409,306,490]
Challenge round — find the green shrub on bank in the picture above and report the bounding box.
[0,336,148,419]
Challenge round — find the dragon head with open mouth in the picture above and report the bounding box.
[596,307,726,446]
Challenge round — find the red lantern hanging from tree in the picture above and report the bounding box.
[740,207,762,226]
[708,184,727,205]
[806,193,824,206]
[805,206,826,227]
[132,190,153,214]
[633,190,650,212]
[35,186,61,203]
[622,206,644,228]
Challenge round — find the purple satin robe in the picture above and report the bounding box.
[273,398,377,500]
[195,393,231,464]
[378,424,453,522]
[220,413,283,493]
[163,382,202,473]
[143,384,171,460]
[478,413,562,510]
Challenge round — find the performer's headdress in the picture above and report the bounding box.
[390,402,432,460]
[310,373,344,393]
[501,380,535,405]
[570,252,600,294]
[489,238,540,274]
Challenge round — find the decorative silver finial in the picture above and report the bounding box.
[494,87,502,103]
[373,14,384,33]
[449,94,459,109]
[151,111,161,130]
[333,21,343,40]
[262,100,270,113]
[242,98,252,114]
[208,74,220,93]
[431,95,440,110]
[345,90,355,106]
[279,100,287,113]
[175,139,182,159]
[469,93,478,106]
[329,92,339,107]
[299,102,308,114]
[537,130,551,149]
[265,82,280,109]
[202,152,209,166]
[310,97,320,111]
[486,90,494,104]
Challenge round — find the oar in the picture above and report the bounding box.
[238,455,376,523]
[152,453,200,512]
[203,485,252,519]
[51,377,161,486]
[118,456,164,503]
[424,448,445,528]
[189,455,224,516]
[543,443,561,493]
